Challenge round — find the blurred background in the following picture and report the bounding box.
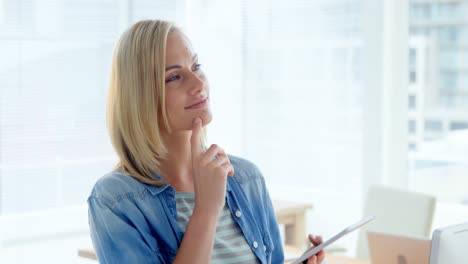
[0,0,467,263]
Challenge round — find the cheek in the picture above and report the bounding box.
[165,90,183,110]
[165,91,185,122]
[165,95,175,112]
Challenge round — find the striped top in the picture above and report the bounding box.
[175,192,259,264]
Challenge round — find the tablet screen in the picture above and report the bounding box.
[290,215,375,264]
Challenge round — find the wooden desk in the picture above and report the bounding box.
[78,248,97,260]
[273,200,313,249]
[284,246,369,264]
[79,200,313,260]
[79,247,369,264]
[322,255,369,264]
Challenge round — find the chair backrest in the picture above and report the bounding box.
[356,185,436,259]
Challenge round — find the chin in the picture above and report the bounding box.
[178,112,213,131]
[199,112,213,127]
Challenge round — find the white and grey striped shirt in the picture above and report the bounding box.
[175,192,259,264]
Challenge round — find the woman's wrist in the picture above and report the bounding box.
[192,205,221,220]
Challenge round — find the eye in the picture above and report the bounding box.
[166,75,180,83]
[193,63,202,71]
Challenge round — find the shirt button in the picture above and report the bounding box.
[263,245,267,251]
[235,210,242,218]
[253,241,258,248]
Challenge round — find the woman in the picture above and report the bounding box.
[88,19,325,264]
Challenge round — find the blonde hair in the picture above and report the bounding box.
[107,19,207,186]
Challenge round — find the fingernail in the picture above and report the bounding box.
[194,118,201,125]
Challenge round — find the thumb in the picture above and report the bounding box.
[190,117,203,158]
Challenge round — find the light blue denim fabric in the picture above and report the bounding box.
[88,155,284,263]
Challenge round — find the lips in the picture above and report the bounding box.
[185,98,208,109]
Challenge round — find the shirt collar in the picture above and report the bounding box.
[142,171,171,195]
[143,171,233,195]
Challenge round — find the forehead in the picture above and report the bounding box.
[165,31,194,64]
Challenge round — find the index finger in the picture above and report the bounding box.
[190,117,203,158]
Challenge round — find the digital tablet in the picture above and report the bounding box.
[291,215,375,264]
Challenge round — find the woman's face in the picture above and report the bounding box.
[163,31,212,132]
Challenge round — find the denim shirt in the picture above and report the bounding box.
[88,155,285,263]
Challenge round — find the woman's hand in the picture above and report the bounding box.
[190,117,235,215]
[304,234,326,264]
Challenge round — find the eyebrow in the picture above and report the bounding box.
[165,54,198,72]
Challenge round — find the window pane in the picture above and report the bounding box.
[425,120,443,132]
[408,0,468,205]
[0,0,184,262]
[450,122,468,130]
[189,0,367,244]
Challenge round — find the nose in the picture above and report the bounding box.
[188,71,205,95]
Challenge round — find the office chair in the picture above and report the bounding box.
[356,185,436,259]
